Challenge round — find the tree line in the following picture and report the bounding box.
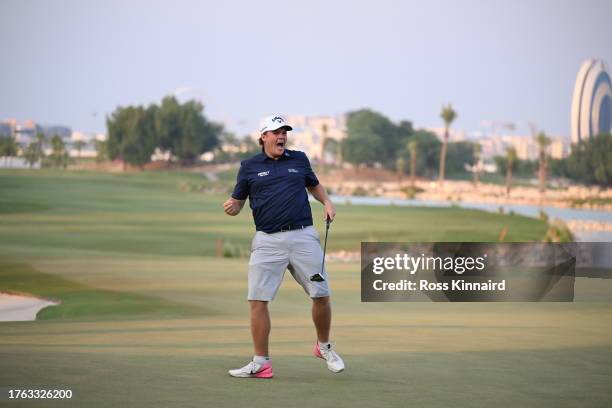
[1,99,609,187]
[493,133,611,189]
[0,132,70,168]
[0,95,223,169]
[339,108,475,181]
[104,96,222,167]
[339,108,611,188]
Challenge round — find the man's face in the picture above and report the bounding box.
[262,127,288,158]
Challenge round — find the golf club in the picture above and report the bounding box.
[310,216,331,282]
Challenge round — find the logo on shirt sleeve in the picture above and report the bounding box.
[258,171,270,177]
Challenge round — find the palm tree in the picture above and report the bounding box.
[536,132,551,194]
[23,132,46,167]
[320,123,329,165]
[439,103,457,186]
[94,139,107,163]
[50,134,68,168]
[472,143,482,186]
[505,147,517,197]
[73,140,86,158]
[35,132,46,155]
[409,139,418,188]
[0,135,18,156]
[395,157,404,182]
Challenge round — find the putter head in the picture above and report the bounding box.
[310,273,325,282]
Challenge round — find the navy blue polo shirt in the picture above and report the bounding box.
[231,149,320,233]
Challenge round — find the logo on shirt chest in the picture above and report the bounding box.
[257,171,270,177]
[288,168,299,173]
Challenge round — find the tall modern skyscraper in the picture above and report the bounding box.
[570,59,612,144]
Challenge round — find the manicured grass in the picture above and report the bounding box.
[0,260,202,320]
[1,347,610,408]
[0,169,548,261]
[0,169,609,407]
[1,250,612,408]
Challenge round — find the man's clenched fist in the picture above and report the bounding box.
[223,198,245,216]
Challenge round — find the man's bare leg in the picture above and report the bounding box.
[249,300,270,356]
[311,296,344,372]
[228,300,273,378]
[312,296,331,342]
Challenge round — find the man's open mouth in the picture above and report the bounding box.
[276,141,285,148]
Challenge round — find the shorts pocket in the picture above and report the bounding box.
[251,232,262,252]
[309,226,321,242]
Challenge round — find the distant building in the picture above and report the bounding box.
[40,125,72,141]
[2,119,72,146]
[14,120,37,145]
[477,134,569,161]
[1,119,17,138]
[0,122,12,138]
[0,157,40,169]
[424,127,466,142]
[571,59,612,144]
[1,119,107,159]
[68,131,105,157]
[549,138,570,159]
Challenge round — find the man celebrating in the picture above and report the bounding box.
[223,114,344,378]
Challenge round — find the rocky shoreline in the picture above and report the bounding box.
[320,178,612,212]
[318,171,612,237]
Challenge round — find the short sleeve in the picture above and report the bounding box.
[302,152,319,187]
[231,162,249,200]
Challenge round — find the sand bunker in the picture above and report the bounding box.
[0,292,60,322]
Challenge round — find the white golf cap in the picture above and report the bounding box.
[259,115,293,134]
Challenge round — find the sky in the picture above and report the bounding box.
[1,0,611,138]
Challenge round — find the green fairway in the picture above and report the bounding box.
[0,169,610,407]
[0,168,549,260]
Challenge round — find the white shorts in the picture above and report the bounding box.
[247,226,331,301]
